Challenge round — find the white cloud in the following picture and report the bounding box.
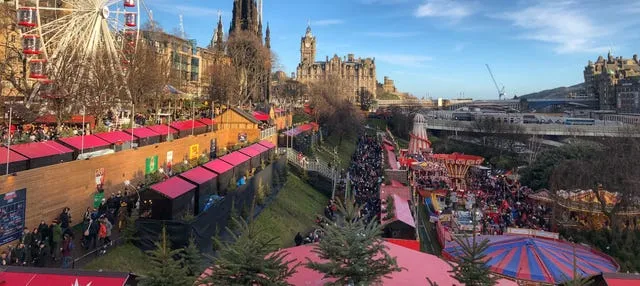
[498,1,610,54]
[373,53,433,68]
[415,0,474,20]
[453,43,466,52]
[312,19,345,26]
[363,31,421,38]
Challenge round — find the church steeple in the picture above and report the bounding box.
[229,0,263,40]
[265,22,270,49]
[215,13,225,53]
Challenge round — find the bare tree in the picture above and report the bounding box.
[208,59,240,106]
[271,79,307,107]
[309,75,363,144]
[226,30,271,106]
[125,39,171,114]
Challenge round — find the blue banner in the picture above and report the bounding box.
[0,189,26,245]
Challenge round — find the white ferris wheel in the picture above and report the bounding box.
[15,0,142,101]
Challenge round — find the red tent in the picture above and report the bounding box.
[0,267,131,286]
[202,159,234,193]
[170,120,208,137]
[179,167,218,214]
[146,124,178,138]
[253,111,270,121]
[57,135,110,152]
[35,114,96,128]
[258,140,276,149]
[203,159,234,175]
[238,146,262,169]
[94,131,137,144]
[220,152,251,167]
[147,177,197,220]
[0,147,28,175]
[384,238,421,251]
[124,127,161,146]
[9,141,74,169]
[197,118,215,126]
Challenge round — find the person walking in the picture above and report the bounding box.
[61,234,73,269]
[50,220,62,262]
[117,201,128,231]
[20,228,33,266]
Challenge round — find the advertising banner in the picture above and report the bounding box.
[145,155,159,174]
[95,168,105,188]
[166,151,174,172]
[189,144,199,160]
[0,189,26,245]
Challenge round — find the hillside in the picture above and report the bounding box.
[520,83,585,99]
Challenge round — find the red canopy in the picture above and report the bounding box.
[253,111,269,121]
[258,140,276,149]
[179,167,217,185]
[249,143,269,154]
[238,146,261,158]
[57,135,110,150]
[202,159,234,175]
[0,267,130,286]
[94,131,137,144]
[124,127,161,139]
[220,151,251,166]
[170,120,206,131]
[0,147,28,164]
[146,124,178,136]
[150,176,196,199]
[9,141,72,159]
[35,114,96,128]
[385,238,421,251]
[197,118,215,126]
[602,273,640,286]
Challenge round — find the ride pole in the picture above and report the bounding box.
[131,103,135,147]
[5,106,12,175]
[191,100,195,136]
[81,105,85,156]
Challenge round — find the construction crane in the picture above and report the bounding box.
[486,64,506,100]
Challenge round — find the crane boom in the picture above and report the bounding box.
[485,64,505,100]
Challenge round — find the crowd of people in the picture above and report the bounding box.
[1,189,140,269]
[349,135,383,223]
[0,123,89,145]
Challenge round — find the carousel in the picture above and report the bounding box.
[430,153,484,190]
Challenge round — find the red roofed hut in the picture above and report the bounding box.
[9,141,73,169]
[179,167,218,214]
[145,177,197,220]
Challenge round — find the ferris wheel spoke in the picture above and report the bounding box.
[36,7,94,12]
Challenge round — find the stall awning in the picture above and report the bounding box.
[220,151,251,167]
[284,123,316,136]
[58,135,110,151]
[9,141,72,159]
[258,140,276,149]
[35,115,96,127]
[179,167,217,185]
[253,111,270,121]
[203,159,234,175]
[197,118,215,126]
[170,120,206,131]
[249,143,269,154]
[0,267,131,286]
[150,177,196,199]
[94,131,138,144]
[0,147,28,164]
[146,125,178,136]
[238,146,261,158]
[124,127,161,139]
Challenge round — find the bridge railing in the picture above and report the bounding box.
[377,99,434,106]
[284,148,335,179]
[425,119,640,137]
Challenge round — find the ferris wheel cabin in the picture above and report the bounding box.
[17,7,37,27]
[22,35,40,55]
[124,13,137,27]
[124,0,136,8]
[28,59,47,79]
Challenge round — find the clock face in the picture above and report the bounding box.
[304,41,310,48]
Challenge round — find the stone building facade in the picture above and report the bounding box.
[584,53,640,111]
[383,76,397,93]
[296,25,377,101]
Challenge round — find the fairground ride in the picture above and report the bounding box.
[16,0,146,105]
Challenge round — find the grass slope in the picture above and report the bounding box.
[315,134,357,170]
[253,173,329,248]
[83,243,149,275]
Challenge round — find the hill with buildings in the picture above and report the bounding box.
[520,83,585,99]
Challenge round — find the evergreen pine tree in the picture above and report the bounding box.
[205,217,299,285]
[448,214,497,286]
[228,176,238,193]
[182,236,203,277]
[212,225,221,252]
[228,199,240,231]
[306,196,403,285]
[121,216,138,244]
[256,178,266,205]
[138,227,189,286]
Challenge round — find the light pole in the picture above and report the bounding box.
[5,105,12,175]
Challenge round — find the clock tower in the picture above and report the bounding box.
[300,25,316,65]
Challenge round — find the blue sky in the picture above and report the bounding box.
[146,0,640,99]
